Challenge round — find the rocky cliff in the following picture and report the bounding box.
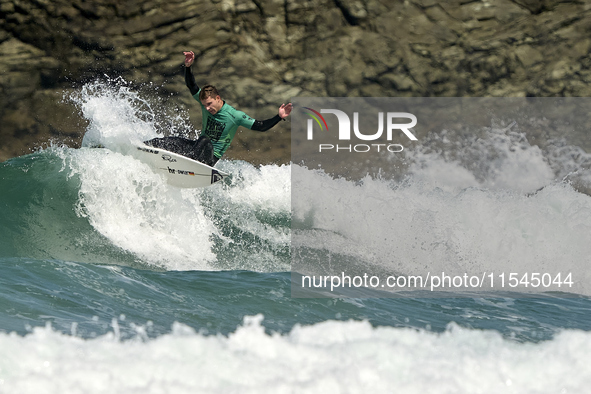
[1,0,590,163]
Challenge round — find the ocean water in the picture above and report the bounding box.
[1,81,591,393]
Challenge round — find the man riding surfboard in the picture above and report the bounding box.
[146,51,293,166]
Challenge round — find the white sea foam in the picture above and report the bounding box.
[404,126,557,193]
[62,147,218,270]
[59,147,294,271]
[218,160,291,214]
[71,79,160,150]
[0,316,589,393]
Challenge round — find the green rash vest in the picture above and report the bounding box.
[194,89,255,158]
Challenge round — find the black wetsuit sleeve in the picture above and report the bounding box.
[251,115,283,132]
[184,65,200,96]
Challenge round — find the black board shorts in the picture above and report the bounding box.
[145,136,218,167]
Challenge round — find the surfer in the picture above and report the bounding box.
[146,51,292,167]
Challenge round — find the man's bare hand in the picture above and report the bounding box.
[278,103,292,119]
[183,51,195,67]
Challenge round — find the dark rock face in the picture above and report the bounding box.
[1,0,590,163]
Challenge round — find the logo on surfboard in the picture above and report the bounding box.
[168,167,195,176]
[137,146,159,154]
[211,170,224,183]
[161,154,177,163]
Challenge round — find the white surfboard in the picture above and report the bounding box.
[131,143,229,188]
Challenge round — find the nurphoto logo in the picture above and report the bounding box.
[303,107,418,153]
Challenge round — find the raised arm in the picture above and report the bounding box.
[183,51,199,96]
[251,103,292,132]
